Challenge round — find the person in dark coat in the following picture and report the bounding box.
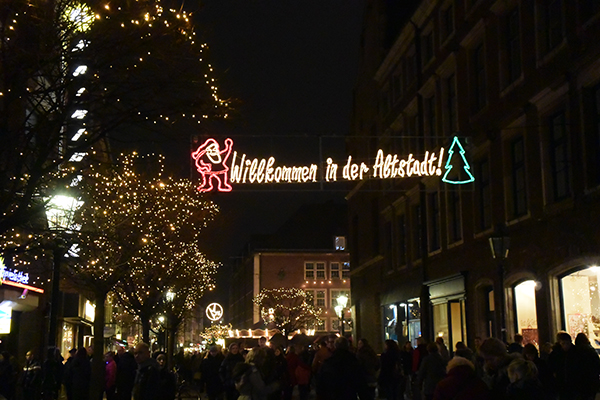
[115,346,137,400]
[220,342,245,400]
[433,356,490,400]
[294,345,311,400]
[316,336,367,400]
[506,358,544,400]
[356,338,380,400]
[0,351,17,400]
[507,334,524,355]
[132,342,160,400]
[400,341,414,400]
[417,342,447,400]
[454,342,474,362]
[378,340,403,400]
[62,349,77,400]
[70,348,91,400]
[42,347,63,400]
[574,332,600,400]
[155,354,176,400]
[200,345,225,400]
[21,350,42,400]
[479,338,515,400]
[523,343,555,399]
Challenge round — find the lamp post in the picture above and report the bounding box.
[45,195,83,351]
[165,290,175,370]
[489,232,510,344]
[336,294,348,337]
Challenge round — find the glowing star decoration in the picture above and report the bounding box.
[191,139,233,192]
[191,136,474,192]
[206,302,224,321]
[442,136,475,185]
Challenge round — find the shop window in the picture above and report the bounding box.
[486,287,495,338]
[408,300,422,347]
[433,300,466,351]
[514,280,539,345]
[384,304,398,341]
[561,267,600,349]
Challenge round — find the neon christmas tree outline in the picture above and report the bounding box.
[442,136,475,185]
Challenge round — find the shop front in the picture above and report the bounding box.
[427,274,466,352]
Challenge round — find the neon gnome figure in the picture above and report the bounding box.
[191,138,233,192]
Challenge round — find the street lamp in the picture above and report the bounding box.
[336,294,348,337]
[164,290,175,370]
[489,231,510,343]
[45,194,83,351]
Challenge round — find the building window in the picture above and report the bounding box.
[384,221,393,273]
[585,85,600,187]
[476,157,492,231]
[549,112,570,201]
[560,267,600,350]
[316,290,326,307]
[397,214,407,266]
[422,30,434,66]
[441,4,455,41]
[428,192,441,252]
[334,236,346,251]
[447,189,462,243]
[331,290,350,309]
[371,199,380,255]
[331,262,340,279]
[424,95,436,147]
[506,8,521,85]
[316,262,326,279]
[304,263,315,280]
[446,74,457,135]
[539,0,564,55]
[473,43,487,113]
[514,280,539,345]
[404,47,417,91]
[510,136,528,218]
[342,262,350,279]
[411,204,423,260]
[392,73,402,103]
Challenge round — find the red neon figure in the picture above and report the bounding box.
[191,138,234,192]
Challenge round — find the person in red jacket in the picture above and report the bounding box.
[433,356,490,400]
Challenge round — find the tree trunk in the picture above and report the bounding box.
[89,291,107,400]
[142,315,151,344]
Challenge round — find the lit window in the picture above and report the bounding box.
[342,262,350,279]
[335,236,346,251]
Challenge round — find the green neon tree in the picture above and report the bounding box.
[442,137,475,185]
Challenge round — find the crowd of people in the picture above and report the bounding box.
[0,330,599,400]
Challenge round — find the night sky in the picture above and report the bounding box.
[187,0,365,306]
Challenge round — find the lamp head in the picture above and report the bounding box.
[337,294,348,308]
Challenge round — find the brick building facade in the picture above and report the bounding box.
[348,0,600,352]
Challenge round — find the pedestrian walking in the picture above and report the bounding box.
[479,337,514,400]
[233,347,279,400]
[433,356,490,400]
[417,342,447,400]
[105,352,117,400]
[70,348,91,400]
[21,350,42,400]
[400,341,413,400]
[0,351,17,400]
[156,354,176,400]
[220,342,244,400]
[356,338,379,400]
[200,345,225,400]
[294,345,311,400]
[574,332,600,400]
[378,340,403,400]
[506,358,544,400]
[42,347,63,400]
[316,336,367,400]
[114,346,136,400]
[132,342,160,400]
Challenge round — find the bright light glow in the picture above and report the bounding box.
[372,148,444,179]
[71,110,87,119]
[64,3,95,32]
[46,195,83,231]
[71,129,86,141]
[85,300,95,322]
[442,136,475,184]
[165,290,175,302]
[76,88,86,96]
[206,303,223,321]
[334,305,343,317]
[69,152,87,162]
[337,294,348,308]
[0,305,11,334]
[72,65,88,76]
[230,152,318,185]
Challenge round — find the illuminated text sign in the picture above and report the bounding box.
[192,136,473,192]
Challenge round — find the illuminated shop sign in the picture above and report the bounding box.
[0,257,44,294]
[206,302,224,321]
[191,136,473,193]
[0,304,11,334]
